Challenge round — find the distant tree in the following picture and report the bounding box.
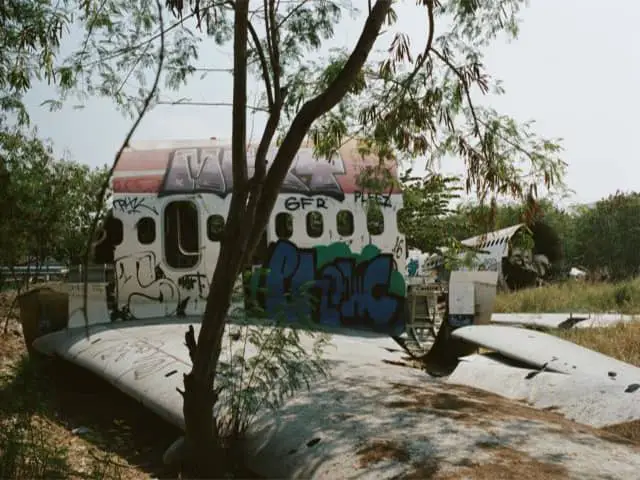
[571,192,640,280]
[0,128,109,273]
[442,197,574,280]
[398,171,462,253]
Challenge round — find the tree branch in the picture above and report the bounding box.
[431,48,481,137]
[247,20,274,109]
[276,0,311,29]
[157,99,268,112]
[231,0,249,194]
[236,106,281,270]
[79,1,229,69]
[244,0,392,255]
[191,0,250,382]
[400,0,435,90]
[265,0,282,104]
[335,0,436,150]
[80,0,166,336]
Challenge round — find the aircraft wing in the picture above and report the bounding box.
[31,318,409,432]
[33,319,195,429]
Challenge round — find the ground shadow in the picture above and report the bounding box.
[0,353,182,479]
[242,355,639,479]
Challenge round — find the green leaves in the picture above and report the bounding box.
[299,0,565,211]
[572,192,640,281]
[398,173,462,253]
[0,129,109,269]
[0,0,71,125]
[215,282,330,439]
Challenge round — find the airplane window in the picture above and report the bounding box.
[164,200,200,269]
[207,214,225,242]
[109,216,123,246]
[366,206,384,235]
[306,211,323,238]
[337,210,354,236]
[93,212,123,264]
[137,217,156,245]
[275,212,293,239]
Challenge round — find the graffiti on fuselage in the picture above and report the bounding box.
[160,147,348,201]
[110,249,214,319]
[112,250,181,319]
[248,240,406,336]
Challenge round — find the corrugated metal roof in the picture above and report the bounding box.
[461,223,525,247]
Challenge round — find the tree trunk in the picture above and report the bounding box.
[181,1,250,477]
[180,1,392,477]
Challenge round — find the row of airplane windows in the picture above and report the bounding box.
[107,203,390,247]
[102,201,396,270]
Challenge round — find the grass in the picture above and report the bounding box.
[554,321,640,367]
[495,278,640,368]
[494,277,640,314]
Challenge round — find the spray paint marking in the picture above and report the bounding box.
[249,240,406,335]
[160,147,347,200]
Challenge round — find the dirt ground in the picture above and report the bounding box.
[0,289,182,480]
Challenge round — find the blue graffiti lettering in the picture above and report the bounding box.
[252,240,406,335]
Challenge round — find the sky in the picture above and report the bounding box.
[22,0,640,207]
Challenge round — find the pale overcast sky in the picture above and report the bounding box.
[22,0,640,207]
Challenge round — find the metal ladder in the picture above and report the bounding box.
[404,282,447,354]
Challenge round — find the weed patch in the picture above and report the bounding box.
[495,278,640,314]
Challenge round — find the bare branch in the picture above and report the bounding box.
[266,0,282,103]
[80,0,166,336]
[401,0,435,90]
[247,20,274,108]
[244,0,392,256]
[267,0,279,65]
[157,99,268,112]
[431,48,481,137]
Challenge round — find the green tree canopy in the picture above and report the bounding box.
[0,128,109,271]
[398,170,461,253]
[0,0,71,125]
[571,192,640,281]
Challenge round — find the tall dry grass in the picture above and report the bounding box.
[494,278,640,368]
[495,278,640,314]
[555,321,640,368]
